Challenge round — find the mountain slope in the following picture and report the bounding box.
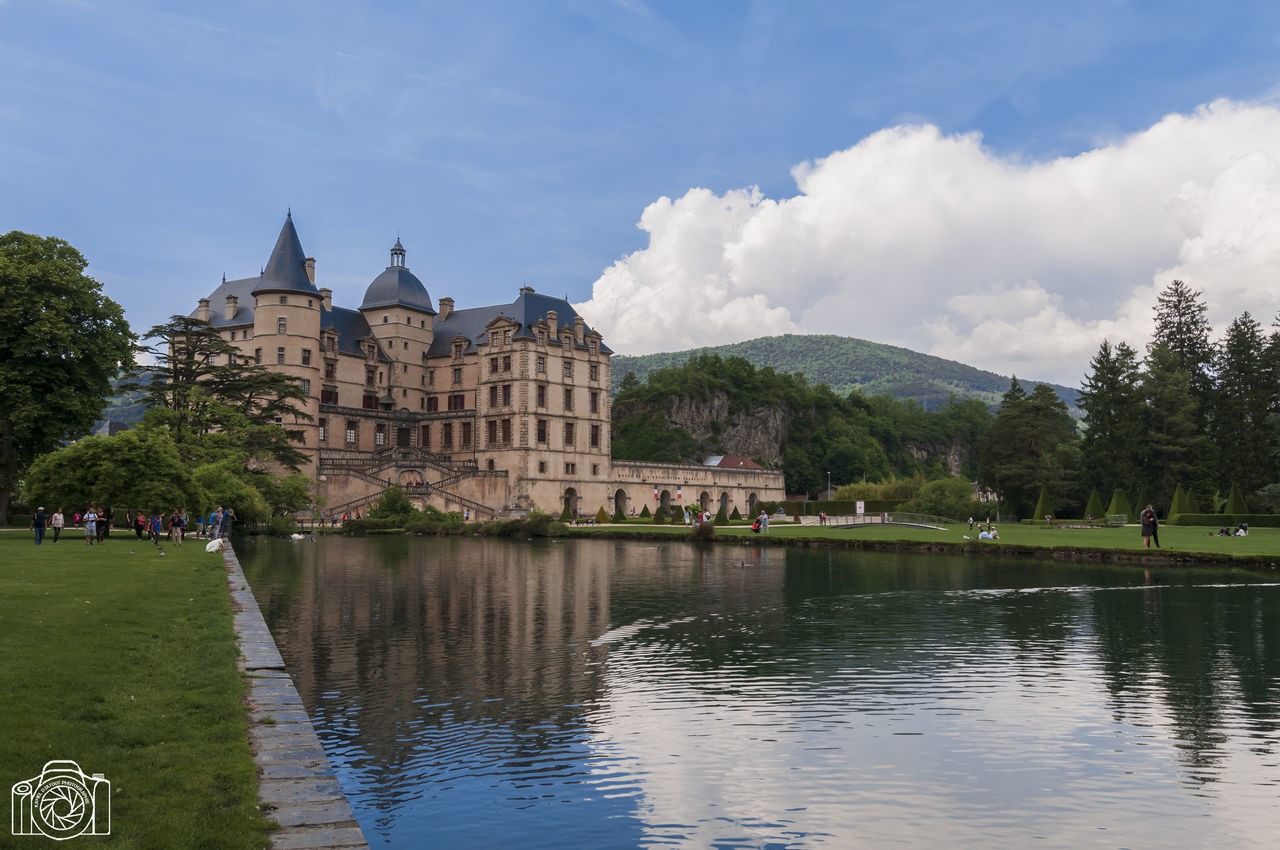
[610,334,1079,412]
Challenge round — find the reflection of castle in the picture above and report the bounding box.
[193,213,784,517]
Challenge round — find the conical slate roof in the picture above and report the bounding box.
[252,212,318,295]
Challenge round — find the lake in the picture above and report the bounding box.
[236,536,1280,848]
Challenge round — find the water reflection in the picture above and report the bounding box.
[236,537,1280,848]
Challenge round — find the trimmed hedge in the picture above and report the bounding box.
[1166,513,1280,527]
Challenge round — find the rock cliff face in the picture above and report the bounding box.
[662,392,788,466]
[904,440,969,477]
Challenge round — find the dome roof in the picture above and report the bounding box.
[360,266,436,313]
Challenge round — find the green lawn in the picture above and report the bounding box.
[0,530,272,849]
[571,518,1280,562]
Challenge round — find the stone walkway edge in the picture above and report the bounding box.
[223,544,370,850]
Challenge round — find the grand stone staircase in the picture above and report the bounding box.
[318,447,505,520]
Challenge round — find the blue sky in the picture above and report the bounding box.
[6,1,1280,384]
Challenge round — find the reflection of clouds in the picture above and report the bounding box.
[582,609,1276,847]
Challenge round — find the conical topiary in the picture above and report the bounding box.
[1130,489,1147,523]
[1106,488,1132,522]
[730,506,742,520]
[612,502,626,523]
[639,504,651,518]
[1169,483,1191,518]
[714,505,729,525]
[1084,487,1105,520]
[654,505,667,524]
[559,503,573,522]
[1032,485,1053,522]
[1184,485,1202,514]
[595,506,608,523]
[1225,483,1250,515]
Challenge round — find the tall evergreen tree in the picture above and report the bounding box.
[1078,339,1145,493]
[1140,343,1212,509]
[977,380,1080,517]
[1151,279,1214,422]
[1211,311,1275,496]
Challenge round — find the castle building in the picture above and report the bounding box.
[193,214,784,519]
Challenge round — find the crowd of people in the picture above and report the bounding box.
[29,506,237,546]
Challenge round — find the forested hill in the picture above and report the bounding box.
[609,334,1079,413]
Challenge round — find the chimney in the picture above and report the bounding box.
[305,257,316,284]
[197,298,210,323]
[438,297,453,321]
[574,315,585,343]
[519,284,534,294]
[319,287,332,310]
[224,294,238,321]
[546,309,557,336]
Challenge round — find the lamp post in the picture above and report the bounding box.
[827,471,831,502]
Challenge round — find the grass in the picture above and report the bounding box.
[569,518,1280,565]
[0,529,273,849]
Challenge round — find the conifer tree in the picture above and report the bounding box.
[1211,312,1275,495]
[1084,487,1105,519]
[978,379,1080,517]
[1169,483,1191,518]
[1140,343,1213,509]
[1032,485,1053,521]
[1079,339,1145,493]
[1225,483,1250,515]
[1151,279,1214,420]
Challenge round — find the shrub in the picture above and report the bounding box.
[403,505,464,534]
[369,486,415,521]
[1106,488,1133,523]
[612,502,626,523]
[265,514,298,536]
[1169,483,1192,518]
[690,521,716,541]
[713,505,729,525]
[654,506,667,524]
[1225,483,1250,515]
[1084,487,1105,519]
[730,506,742,520]
[1032,485,1052,521]
[559,503,573,522]
[595,506,609,523]
[639,504,651,518]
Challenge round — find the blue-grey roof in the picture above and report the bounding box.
[426,289,611,356]
[360,266,436,313]
[321,307,382,357]
[195,275,258,328]
[252,213,318,295]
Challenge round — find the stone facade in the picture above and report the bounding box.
[192,214,785,518]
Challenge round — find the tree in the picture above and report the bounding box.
[1151,279,1214,418]
[1140,343,1213,509]
[1225,483,1250,515]
[1079,339,1145,493]
[977,380,1080,517]
[1169,483,1192,518]
[0,232,135,522]
[134,315,310,469]
[1084,487,1105,519]
[1032,485,1053,521]
[24,428,199,514]
[1210,312,1275,495]
[1106,488,1133,522]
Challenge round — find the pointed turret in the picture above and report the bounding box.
[253,211,318,295]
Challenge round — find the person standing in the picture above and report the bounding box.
[51,508,64,542]
[210,507,223,540]
[31,507,46,545]
[134,511,147,540]
[84,507,98,544]
[1141,505,1160,549]
[221,508,236,537]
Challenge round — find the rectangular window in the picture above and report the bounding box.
[487,420,498,446]
[421,424,430,449]
[254,347,262,362]
[228,352,236,365]
[536,356,546,373]
[489,385,498,407]
[363,394,377,409]
[502,418,512,444]
[589,363,599,381]
[502,384,511,406]
[452,367,462,384]
[443,423,454,448]
[538,461,546,473]
[318,418,327,442]
[428,369,435,386]
[564,462,576,475]
[277,316,287,334]
[300,379,311,396]
[302,349,311,366]
[451,394,466,410]
[375,424,386,446]
[345,421,357,446]
[536,419,547,443]
[461,421,473,448]
[276,347,285,364]
[321,387,338,405]
[564,422,575,447]
[563,388,573,411]
[402,364,408,373]
[366,368,376,386]
[453,342,463,359]
[589,391,598,413]
[536,384,546,408]
[427,396,439,412]
[590,424,600,448]
[490,357,499,375]
[562,360,573,378]
[324,362,335,380]
[591,463,598,476]
[502,355,511,372]
[279,295,288,305]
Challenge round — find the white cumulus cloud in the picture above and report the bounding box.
[576,99,1280,386]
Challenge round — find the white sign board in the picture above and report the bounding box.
[856,500,865,516]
